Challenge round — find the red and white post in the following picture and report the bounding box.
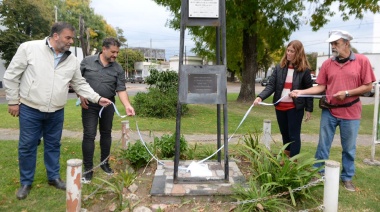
[66,159,82,212]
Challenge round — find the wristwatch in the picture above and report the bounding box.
[345,91,350,97]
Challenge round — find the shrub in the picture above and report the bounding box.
[134,87,188,118]
[119,141,152,169]
[154,133,188,159]
[134,69,188,118]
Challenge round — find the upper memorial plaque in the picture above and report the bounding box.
[189,0,219,18]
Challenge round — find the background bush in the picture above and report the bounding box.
[134,69,188,118]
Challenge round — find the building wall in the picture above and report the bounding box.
[134,61,170,77]
[0,58,5,88]
[169,56,204,72]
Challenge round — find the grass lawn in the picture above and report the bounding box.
[0,94,379,211]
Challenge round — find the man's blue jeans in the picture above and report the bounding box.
[314,109,360,181]
[19,104,64,185]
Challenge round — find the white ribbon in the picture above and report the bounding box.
[99,102,127,118]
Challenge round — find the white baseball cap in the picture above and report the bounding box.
[326,30,353,42]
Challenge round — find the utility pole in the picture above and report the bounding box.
[328,31,331,58]
[54,6,58,23]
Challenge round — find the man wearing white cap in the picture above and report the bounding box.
[290,30,376,191]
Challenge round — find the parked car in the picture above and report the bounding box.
[255,77,263,83]
[125,77,132,83]
[362,81,377,97]
[68,84,75,93]
[311,75,317,85]
[261,77,270,86]
[130,76,144,84]
[135,76,144,84]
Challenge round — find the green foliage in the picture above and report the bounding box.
[0,0,52,66]
[119,141,152,169]
[97,168,137,211]
[145,69,178,92]
[153,0,380,101]
[153,133,188,159]
[134,69,188,118]
[306,52,318,72]
[134,87,187,118]
[117,48,145,73]
[233,182,290,211]
[233,133,323,210]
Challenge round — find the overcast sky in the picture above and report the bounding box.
[90,0,378,60]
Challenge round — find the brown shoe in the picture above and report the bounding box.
[342,180,356,192]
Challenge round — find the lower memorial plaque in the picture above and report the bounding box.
[188,74,217,94]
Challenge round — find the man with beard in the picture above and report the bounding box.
[290,30,375,192]
[3,22,112,200]
[79,37,135,183]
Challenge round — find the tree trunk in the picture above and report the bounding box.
[237,29,258,103]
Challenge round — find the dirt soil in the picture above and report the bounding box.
[86,158,250,212]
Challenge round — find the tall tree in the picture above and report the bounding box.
[0,0,53,66]
[117,48,144,76]
[154,0,380,102]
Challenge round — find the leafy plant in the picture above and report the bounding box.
[133,87,188,118]
[234,133,323,208]
[233,181,290,211]
[154,133,188,159]
[97,168,137,211]
[119,140,152,169]
[134,69,188,118]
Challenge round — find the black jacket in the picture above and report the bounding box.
[258,64,314,112]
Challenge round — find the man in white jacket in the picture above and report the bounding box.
[3,22,112,200]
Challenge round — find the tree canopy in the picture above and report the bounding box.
[153,0,380,102]
[0,0,117,66]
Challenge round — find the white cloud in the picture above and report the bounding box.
[91,0,378,59]
[91,0,195,60]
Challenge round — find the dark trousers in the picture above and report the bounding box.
[82,100,115,170]
[275,108,304,157]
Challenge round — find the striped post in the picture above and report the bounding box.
[66,159,82,212]
[121,120,130,149]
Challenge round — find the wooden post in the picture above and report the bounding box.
[66,159,82,212]
[121,120,130,149]
[262,119,271,149]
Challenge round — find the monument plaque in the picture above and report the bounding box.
[188,74,217,93]
[179,65,226,104]
[189,0,219,18]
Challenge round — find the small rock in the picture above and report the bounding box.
[126,193,139,201]
[133,206,152,212]
[128,183,138,193]
[108,202,117,211]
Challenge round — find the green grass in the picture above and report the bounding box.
[1,139,380,211]
[0,94,376,135]
[0,94,379,211]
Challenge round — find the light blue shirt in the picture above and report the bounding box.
[47,38,63,68]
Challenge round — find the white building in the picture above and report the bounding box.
[169,55,204,72]
[133,61,170,77]
[133,55,204,78]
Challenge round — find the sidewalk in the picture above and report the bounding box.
[0,128,374,146]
